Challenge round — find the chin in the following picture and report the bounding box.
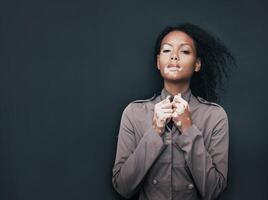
[162,75,190,83]
[164,77,183,83]
[163,74,181,80]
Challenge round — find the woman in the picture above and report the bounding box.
[112,23,236,200]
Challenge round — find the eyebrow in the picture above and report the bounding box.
[161,42,193,48]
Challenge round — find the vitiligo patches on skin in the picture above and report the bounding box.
[154,96,173,126]
[154,93,190,128]
[176,104,185,115]
[173,93,190,115]
[163,65,183,77]
[176,121,182,127]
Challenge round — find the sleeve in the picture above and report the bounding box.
[174,108,229,200]
[112,104,167,199]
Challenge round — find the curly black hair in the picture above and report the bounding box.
[154,23,236,103]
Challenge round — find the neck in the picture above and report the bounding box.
[164,80,190,96]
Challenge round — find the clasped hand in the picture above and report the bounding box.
[152,93,192,135]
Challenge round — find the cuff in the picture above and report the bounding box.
[175,124,202,152]
[142,126,166,148]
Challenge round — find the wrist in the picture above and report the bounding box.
[181,123,192,134]
[152,124,164,135]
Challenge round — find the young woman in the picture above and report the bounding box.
[112,23,236,200]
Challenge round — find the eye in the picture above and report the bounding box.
[162,49,171,53]
[181,50,190,54]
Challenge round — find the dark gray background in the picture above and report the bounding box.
[0,0,267,199]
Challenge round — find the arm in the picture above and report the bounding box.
[112,104,167,198]
[174,109,229,200]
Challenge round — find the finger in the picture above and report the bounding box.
[160,102,173,109]
[176,95,188,106]
[157,112,173,119]
[172,100,183,107]
[174,93,186,101]
[157,97,171,106]
[172,101,184,109]
[157,110,172,116]
[174,99,188,109]
[176,104,185,115]
[162,112,173,118]
[158,114,173,122]
[173,97,183,103]
[173,94,183,103]
[161,109,173,114]
[173,98,184,106]
[164,113,173,120]
[172,112,178,118]
[166,95,171,100]
[174,93,182,100]
[160,95,172,104]
[180,99,188,108]
[173,94,186,102]
[172,101,179,108]
[157,100,166,106]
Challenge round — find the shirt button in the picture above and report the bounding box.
[152,179,158,185]
[188,184,194,189]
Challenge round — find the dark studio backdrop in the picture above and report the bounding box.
[0,0,268,199]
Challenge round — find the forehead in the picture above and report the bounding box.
[161,31,195,48]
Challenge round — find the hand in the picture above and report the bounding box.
[172,93,192,134]
[152,96,173,135]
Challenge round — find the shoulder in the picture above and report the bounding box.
[122,93,157,117]
[196,96,221,107]
[196,96,228,120]
[124,94,157,113]
[131,93,157,103]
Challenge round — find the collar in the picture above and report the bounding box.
[160,87,192,103]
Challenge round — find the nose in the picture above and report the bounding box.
[171,52,179,61]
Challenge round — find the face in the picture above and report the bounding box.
[157,31,201,83]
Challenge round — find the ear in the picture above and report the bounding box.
[156,55,160,70]
[194,58,201,72]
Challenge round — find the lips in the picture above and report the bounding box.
[168,63,180,68]
[165,63,183,72]
[163,64,183,74]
